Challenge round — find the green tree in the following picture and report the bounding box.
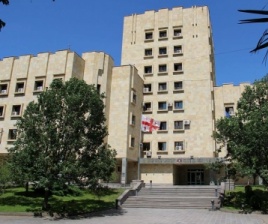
[8,78,116,210]
[213,75,268,185]
[0,163,11,194]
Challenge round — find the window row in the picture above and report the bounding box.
[143,101,184,112]
[143,141,185,153]
[144,45,183,58]
[0,80,45,96]
[145,28,182,42]
[142,120,190,132]
[0,104,24,118]
[144,81,183,94]
[144,63,183,75]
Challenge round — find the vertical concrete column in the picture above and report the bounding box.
[121,158,128,185]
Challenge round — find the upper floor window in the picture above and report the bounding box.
[174,46,182,54]
[159,30,167,39]
[145,32,153,40]
[132,91,137,104]
[158,142,167,151]
[0,105,5,118]
[174,101,183,110]
[143,84,152,93]
[144,66,153,74]
[173,28,182,38]
[174,141,184,151]
[130,137,135,148]
[174,120,184,130]
[174,63,183,72]
[15,82,25,94]
[159,121,167,130]
[225,106,234,117]
[0,83,8,95]
[11,105,22,117]
[159,64,167,73]
[145,48,153,57]
[158,102,167,111]
[34,80,44,92]
[8,129,17,141]
[159,47,167,55]
[143,102,152,112]
[131,114,136,126]
[158,82,167,91]
[174,81,183,90]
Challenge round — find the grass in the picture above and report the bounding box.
[224,185,268,213]
[0,186,124,216]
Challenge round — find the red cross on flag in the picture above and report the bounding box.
[141,115,160,132]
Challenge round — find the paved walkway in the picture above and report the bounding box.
[0,208,267,224]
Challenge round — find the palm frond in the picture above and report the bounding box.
[0,19,5,31]
[239,9,268,15]
[251,29,268,52]
[239,18,268,24]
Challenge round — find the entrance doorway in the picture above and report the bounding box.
[187,169,204,185]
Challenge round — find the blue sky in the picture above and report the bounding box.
[0,0,268,86]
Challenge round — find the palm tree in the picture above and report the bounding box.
[239,9,268,60]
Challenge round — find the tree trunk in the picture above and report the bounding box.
[42,189,50,211]
[25,182,29,195]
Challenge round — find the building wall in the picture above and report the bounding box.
[121,6,216,165]
[0,50,86,154]
[214,83,250,157]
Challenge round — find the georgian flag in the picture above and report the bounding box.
[141,115,160,132]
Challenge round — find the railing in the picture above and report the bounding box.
[116,180,144,209]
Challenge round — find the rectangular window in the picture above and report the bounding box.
[159,47,167,55]
[158,82,167,91]
[225,106,234,117]
[144,66,153,74]
[131,114,136,125]
[174,29,182,37]
[174,121,184,130]
[159,30,167,38]
[8,129,17,140]
[0,105,5,118]
[131,137,135,147]
[143,84,152,93]
[143,142,151,151]
[145,48,153,56]
[159,64,167,73]
[143,102,152,112]
[174,81,183,90]
[158,102,167,110]
[11,105,22,117]
[174,63,183,72]
[174,101,183,110]
[174,46,182,54]
[15,82,25,94]
[158,142,167,151]
[0,83,8,95]
[174,141,184,151]
[145,32,153,40]
[159,121,167,130]
[34,80,44,91]
[132,91,137,104]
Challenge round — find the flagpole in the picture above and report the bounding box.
[138,115,143,180]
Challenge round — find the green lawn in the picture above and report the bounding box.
[224,185,268,213]
[0,187,124,215]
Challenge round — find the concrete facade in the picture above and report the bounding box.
[121,6,219,185]
[0,6,250,185]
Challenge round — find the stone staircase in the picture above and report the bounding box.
[122,185,220,209]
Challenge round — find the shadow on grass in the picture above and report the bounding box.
[0,187,125,219]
